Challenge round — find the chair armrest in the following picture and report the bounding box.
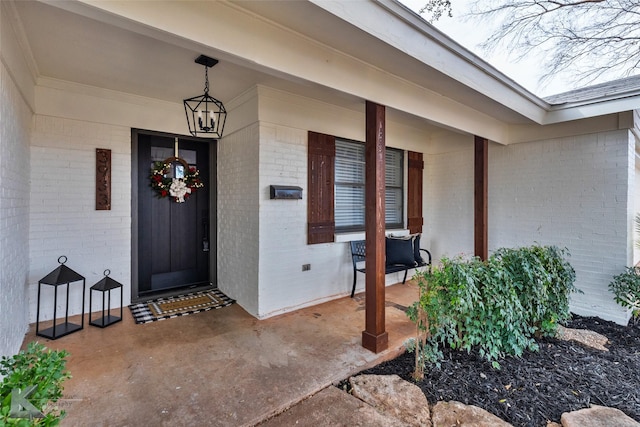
[420,248,432,265]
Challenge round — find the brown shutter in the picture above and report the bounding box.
[307,131,335,244]
[474,136,488,260]
[407,151,423,234]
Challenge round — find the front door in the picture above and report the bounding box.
[136,132,211,297]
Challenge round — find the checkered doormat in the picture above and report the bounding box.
[129,288,234,324]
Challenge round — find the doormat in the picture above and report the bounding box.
[129,289,234,324]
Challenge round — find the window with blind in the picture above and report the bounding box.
[334,139,404,232]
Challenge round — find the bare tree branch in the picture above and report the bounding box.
[419,0,453,23]
[455,0,640,86]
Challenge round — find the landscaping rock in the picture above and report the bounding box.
[349,374,431,427]
[344,373,640,427]
[556,325,609,351]
[560,405,640,427]
[259,386,406,427]
[431,400,513,427]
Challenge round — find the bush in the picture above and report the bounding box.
[0,342,71,426]
[407,245,578,376]
[495,245,577,336]
[609,267,640,322]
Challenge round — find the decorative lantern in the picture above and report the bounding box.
[183,55,227,139]
[36,256,85,340]
[89,269,123,328]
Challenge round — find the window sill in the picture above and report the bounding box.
[334,229,409,243]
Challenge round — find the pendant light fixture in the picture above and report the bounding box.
[183,55,227,138]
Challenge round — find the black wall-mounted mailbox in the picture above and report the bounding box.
[270,185,303,200]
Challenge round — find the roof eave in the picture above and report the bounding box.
[544,91,640,124]
[309,0,551,121]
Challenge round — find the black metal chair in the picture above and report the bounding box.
[349,239,432,297]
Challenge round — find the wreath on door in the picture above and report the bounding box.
[150,157,203,203]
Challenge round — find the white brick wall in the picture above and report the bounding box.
[0,61,32,358]
[424,146,475,260]
[254,121,422,318]
[22,94,636,329]
[257,124,349,317]
[217,123,261,316]
[489,131,632,324]
[424,130,633,324]
[18,83,633,328]
[216,90,640,324]
[28,116,131,322]
[219,88,427,318]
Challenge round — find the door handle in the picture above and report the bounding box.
[202,218,210,252]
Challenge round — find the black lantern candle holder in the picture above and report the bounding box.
[89,269,123,328]
[36,256,86,340]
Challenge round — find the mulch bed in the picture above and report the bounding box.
[348,314,640,427]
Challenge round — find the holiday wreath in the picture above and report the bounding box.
[150,160,204,203]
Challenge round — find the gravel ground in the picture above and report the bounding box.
[348,314,640,427]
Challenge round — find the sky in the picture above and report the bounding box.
[398,0,581,97]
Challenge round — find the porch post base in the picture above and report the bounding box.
[362,330,388,353]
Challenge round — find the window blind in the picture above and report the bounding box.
[335,139,403,231]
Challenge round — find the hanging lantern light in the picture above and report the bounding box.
[183,55,227,139]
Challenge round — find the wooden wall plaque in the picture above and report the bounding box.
[96,148,111,210]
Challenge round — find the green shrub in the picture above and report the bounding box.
[609,266,640,322]
[0,342,71,426]
[407,244,578,375]
[495,245,577,336]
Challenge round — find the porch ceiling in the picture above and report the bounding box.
[234,0,537,125]
[12,0,534,135]
[13,1,314,105]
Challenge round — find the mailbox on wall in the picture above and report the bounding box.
[270,185,303,200]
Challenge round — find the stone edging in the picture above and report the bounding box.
[347,374,639,427]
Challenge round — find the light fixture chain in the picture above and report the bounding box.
[204,67,210,94]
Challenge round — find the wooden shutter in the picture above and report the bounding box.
[308,131,335,244]
[474,136,488,260]
[407,151,423,234]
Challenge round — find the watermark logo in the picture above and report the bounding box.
[10,386,44,419]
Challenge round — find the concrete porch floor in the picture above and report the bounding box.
[21,282,419,426]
